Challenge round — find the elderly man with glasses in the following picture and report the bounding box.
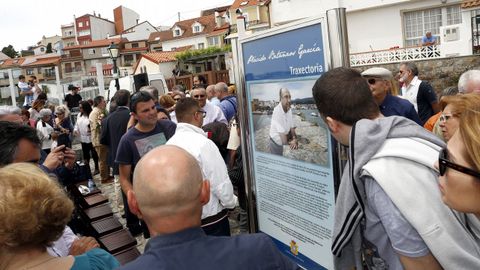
[190,87,228,126]
[116,90,177,237]
[166,98,237,236]
[361,67,421,125]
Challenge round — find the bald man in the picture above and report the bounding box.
[206,84,220,106]
[167,97,236,236]
[120,145,299,270]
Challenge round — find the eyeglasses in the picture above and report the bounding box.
[439,113,454,122]
[438,148,480,178]
[196,110,206,118]
[193,94,206,99]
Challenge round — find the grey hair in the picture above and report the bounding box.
[458,70,480,93]
[54,105,70,117]
[400,62,419,76]
[0,106,21,117]
[440,86,458,98]
[279,87,290,100]
[140,85,159,100]
[214,82,228,93]
[39,108,52,118]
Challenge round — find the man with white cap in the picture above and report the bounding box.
[361,67,422,125]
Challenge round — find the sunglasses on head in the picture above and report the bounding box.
[438,148,480,178]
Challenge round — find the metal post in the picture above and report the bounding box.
[326,8,350,68]
[113,59,120,91]
[326,8,350,186]
[8,69,16,106]
[96,62,105,97]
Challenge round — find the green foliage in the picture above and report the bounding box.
[175,45,232,61]
[1,45,18,58]
[46,43,53,53]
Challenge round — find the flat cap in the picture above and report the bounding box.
[361,67,393,80]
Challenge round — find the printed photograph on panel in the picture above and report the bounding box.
[249,79,329,166]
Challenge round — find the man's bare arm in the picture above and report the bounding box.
[398,252,443,270]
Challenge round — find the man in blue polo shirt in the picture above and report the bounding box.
[421,31,437,46]
[361,67,422,125]
[215,82,237,122]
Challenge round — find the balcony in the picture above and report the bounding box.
[350,45,441,67]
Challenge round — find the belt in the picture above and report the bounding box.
[201,209,228,227]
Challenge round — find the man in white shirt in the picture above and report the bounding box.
[399,62,439,124]
[269,88,298,156]
[167,97,237,236]
[191,87,228,126]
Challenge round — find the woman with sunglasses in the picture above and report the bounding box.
[437,102,480,245]
[439,94,480,142]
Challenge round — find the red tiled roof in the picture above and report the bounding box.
[143,51,178,64]
[172,45,193,52]
[161,14,217,42]
[230,0,267,9]
[132,51,177,73]
[207,23,230,37]
[461,0,480,8]
[63,38,123,50]
[148,31,172,43]
[22,57,61,67]
[0,58,26,68]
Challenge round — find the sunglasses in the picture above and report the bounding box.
[367,78,380,85]
[438,148,480,178]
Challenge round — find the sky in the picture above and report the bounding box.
[0,0,233,51]
[249,80,317,101]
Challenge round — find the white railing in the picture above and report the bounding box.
[350,45,441,67]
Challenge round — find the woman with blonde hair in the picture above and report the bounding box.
[159,94,176,112]
[29,99,45,122]
[439,93,480,142]
[436,100,480,244]
[0,163,119,270]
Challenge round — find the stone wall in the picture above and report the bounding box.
[354,55,480,94]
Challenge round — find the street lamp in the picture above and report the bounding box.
[108,42,120,91]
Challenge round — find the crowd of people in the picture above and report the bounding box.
[0,64,479,270]
[316,65,480,269]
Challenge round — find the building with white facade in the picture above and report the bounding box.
[133,51,177,76]
[113,5,140,34]
[266,0,480,66]
[74,13,116,45]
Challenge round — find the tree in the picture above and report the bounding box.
[46,43,52,53]
[1,45,18,58]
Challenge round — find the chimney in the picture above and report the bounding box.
[93,11,96,16]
